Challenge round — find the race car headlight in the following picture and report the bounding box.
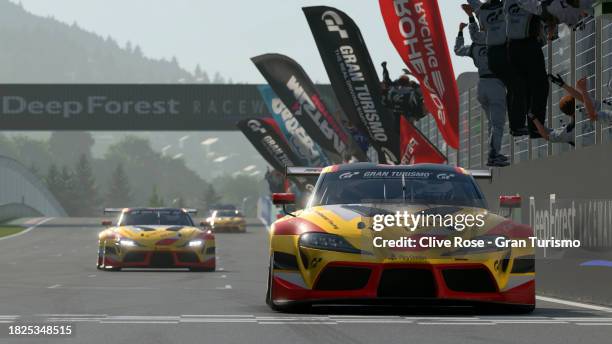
[299,233,361,254]
[188,239,204,247]
[119,239,136,247]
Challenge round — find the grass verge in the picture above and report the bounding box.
[0,226,26,238]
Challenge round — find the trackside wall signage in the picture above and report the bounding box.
[0,84,337,130]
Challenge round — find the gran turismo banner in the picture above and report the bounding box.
[379,0,460,149]
[303,6,401,165]
[399,116,447,165]
[257,85,331,167]
[251,53,367,163]
[236,117,310,190]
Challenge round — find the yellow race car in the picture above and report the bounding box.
[205,208,247,233]
[266,164,535,312]
[97,208,215,271]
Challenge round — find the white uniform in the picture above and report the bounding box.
[518,0,594,29]
[454,21,507,159]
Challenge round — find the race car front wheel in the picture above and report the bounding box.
[266,253,309,313]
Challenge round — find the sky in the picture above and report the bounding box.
[10,0,475,84]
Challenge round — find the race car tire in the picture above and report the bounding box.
[266,254,310,313]
[98,266,121,271]
[104,266,122,271]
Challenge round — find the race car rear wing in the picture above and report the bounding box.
[103,208,125,214]
[285,166,324,177]
[467,169,493,180]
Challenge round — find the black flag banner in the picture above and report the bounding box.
[236,117,310,190]
[303,6,401,165]
[251,53,367,163]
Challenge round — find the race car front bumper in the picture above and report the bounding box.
[271,261,535,307]
[212,223,246,233]
[103,250,216,269]
[99,244,215,269]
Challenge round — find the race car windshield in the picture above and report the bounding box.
[310,170,486,208]
[118,210,194,226]
[215,210,242,217]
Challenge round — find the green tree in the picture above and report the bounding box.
[72,154,100,216]
[213,175,261,217]
[148,185,165,207]
[49,132,94,166]
[57,165,78,215]
[199,185,221,211]
[45,164,62,199]
[173,196,186,208]
[106,162,132,207]
[104,136,208,207]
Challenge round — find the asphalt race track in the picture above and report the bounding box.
[1,218,612,344]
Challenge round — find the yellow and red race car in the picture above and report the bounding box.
[97,208,215,271]
[205,208,247,233]
[266,164,535,312]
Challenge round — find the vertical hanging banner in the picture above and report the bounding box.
[303,6,401,165]
[399,116,447,164]
[257,85,331,167]
[251,54,367,163]
[237,117,311,190]
[379,0,459,149]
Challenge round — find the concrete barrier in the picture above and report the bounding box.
[0,155,66,219]
[475,141,612,305]
[0,203,42,223]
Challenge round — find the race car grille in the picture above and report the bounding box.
[123,252,147,263]
[150,252,175,267]
[177,252,199,263]
[273,252,299,270]
[442,268,497,293]
[511,255,535,273]
[377,268,436,298]
[314,266,371,291]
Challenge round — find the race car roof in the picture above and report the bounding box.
[104,207,197,214]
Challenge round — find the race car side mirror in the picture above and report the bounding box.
[272,193,296,218]
[499,195,522,221]
[272,193,295,205]
[101,220,113,227]
[499,195,521,209]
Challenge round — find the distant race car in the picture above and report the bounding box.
[97,208,215,271]
[205,208,247,233]
[267,163,535,312]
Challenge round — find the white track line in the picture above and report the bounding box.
[537,296,612,313]
[0,217,54,241]
[575,323,612,326]
[418,322,495,325]
[181,315,254,318]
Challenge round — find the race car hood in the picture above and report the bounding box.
[291,203,523,259]
[213,217,245,224]
[113,225,204,247]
